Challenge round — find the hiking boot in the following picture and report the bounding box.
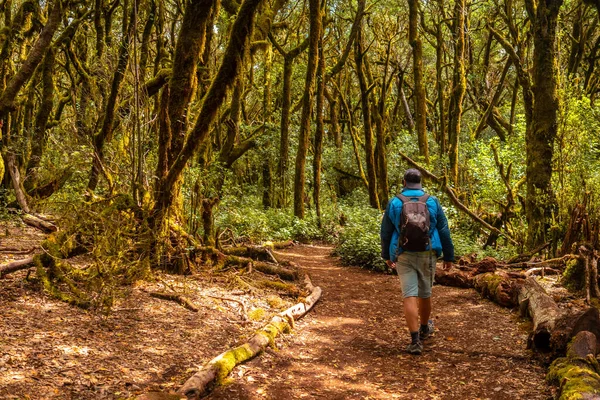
[419,320,435,341]
[406,341,423,355]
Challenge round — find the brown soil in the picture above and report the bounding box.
[0,223,553,400]
[208,244,553,400]
[0,220,294,399]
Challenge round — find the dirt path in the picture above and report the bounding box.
[208,245,553,400]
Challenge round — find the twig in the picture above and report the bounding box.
[202,294,248,320]
[148,291,200,312]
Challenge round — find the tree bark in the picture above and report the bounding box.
[525,0,563,248]
[408,0,429,163]
[354,24,379,209]
[518,276,561,350]
[293,0,321,218]
[270,36,309,208]
[447,0,468,184]
[313,31,325,225]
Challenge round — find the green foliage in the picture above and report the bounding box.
[334,194,387,272]
[215,192,338,243]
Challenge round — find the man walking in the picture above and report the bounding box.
[380,168,454,355]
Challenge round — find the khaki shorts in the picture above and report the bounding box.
[395,251,437,298]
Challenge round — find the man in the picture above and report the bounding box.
[380,168,454,355]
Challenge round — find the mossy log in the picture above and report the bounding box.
[221,245,279,263]
[435,257,500,288]
[474,272,523,308]
[149,291,200,312]
[551,308,600,356]
[270,240,294,249]
[21,213,58,233]
[173,274,322,399]
[518,277,561,350]
[0,256,35,277]
[547,331,600,400]
[195,246,298,281]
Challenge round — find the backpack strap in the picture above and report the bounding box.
[397,194,430,203]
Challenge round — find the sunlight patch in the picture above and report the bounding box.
[56,345,92,356]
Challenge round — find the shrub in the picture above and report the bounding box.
[334,197,387,272]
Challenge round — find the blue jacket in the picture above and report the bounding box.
[380,188,454,262]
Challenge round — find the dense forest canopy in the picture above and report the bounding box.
[1,0,600,267]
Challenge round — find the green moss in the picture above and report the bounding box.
[547,357,600,400]
[258,280,301,296]
[267,295,284,309]
[213,344,254,382]
[562,259,585,292]
[476,273,503,298]
[248,307,265,321]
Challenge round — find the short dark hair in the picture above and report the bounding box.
[403,168,422,189]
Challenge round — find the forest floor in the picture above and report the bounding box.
[0,220,553,400]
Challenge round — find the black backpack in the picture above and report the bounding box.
[397,194,431,252]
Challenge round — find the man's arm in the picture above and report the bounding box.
[435,198,455,263]
[380,200,394,261]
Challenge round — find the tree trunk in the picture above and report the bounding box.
[525,0,563,248]
[24,48,55,190]
[293,0,321,218]
[354,24,379,209]
[313,32,325,225]
[152,0,264,264]
[88,0,139,193]
[408,0,429,163]
[547,331,600,400]
[447,0,468,184]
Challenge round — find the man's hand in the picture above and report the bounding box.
[385,259,395,272]
[442,261,453,270]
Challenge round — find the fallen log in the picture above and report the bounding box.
[21,213,57,233]
[176,274,321,399]
[193,247,298,281]
[506,254,580,270]
[474,272,523,308]
[221,245,279,264]
[0,256,36,277]
[435,266,474,288]
[547,331,600,400]
[435,257,500,288]
[550,308,600,355]
[518,277,561,350]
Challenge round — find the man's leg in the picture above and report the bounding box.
[403,296,419,332]
[418,297,431,325]
[396,254,423,354]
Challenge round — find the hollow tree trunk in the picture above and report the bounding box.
[518,277,561,350]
